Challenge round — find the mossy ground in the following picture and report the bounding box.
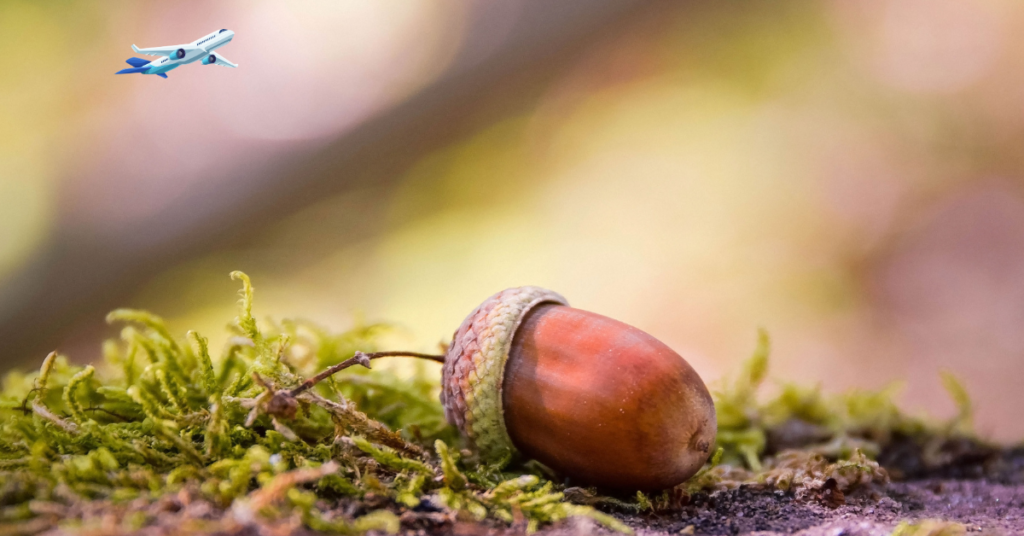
[0,273,1019,536]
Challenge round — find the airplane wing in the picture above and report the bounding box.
[209,53,238,68]
[132,44,196,57]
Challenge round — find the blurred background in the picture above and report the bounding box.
[2,0,1023,441]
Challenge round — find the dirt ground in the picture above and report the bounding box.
[18,441,1024,536]
[583,479,1024,536]
[37,478,1020,536]
[522,442,1024,536]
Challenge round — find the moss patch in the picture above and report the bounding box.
[0,273,1011,535]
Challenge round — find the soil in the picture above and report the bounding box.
[527,441,1024,536]
[16,441,1024,535]
[587,479,1024,536]
[413,441,1024,536]
[38,477,1020,536]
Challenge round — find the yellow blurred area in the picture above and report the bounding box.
[0,2,86,280]
[4,1,1024,441]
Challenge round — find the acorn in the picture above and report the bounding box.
[440,286,716,490]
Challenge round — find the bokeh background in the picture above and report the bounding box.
[2,0,1023,441]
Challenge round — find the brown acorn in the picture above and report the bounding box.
[440,287,716,490]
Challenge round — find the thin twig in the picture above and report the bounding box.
[32,401,79,434]
[245,391,271,427]
[288,351,444,397]
[83,407,131,422]
[300,391,427,459]
[223,395,259,408]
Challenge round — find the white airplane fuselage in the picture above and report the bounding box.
[147,30,234,74]
[118,29,237,78]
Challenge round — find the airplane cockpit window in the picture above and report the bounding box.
[219,29,228,33]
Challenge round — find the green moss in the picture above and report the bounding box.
[0,272,631,535]
[891,519,966,536]
[0,272,984,534]
[708,330,975,478]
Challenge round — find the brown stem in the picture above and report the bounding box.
[83,407,131,422]
[288,351,444,397]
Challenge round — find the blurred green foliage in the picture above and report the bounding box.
[712,330,971,471]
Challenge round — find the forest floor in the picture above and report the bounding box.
[582,478,1024,536]
[524,442,1024,536]
[71,444,1018,536]
[93,463,1023,536]
[4,277,1022,536]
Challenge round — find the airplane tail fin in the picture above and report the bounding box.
[156,73,168,79]
[115,67,149,75]
[125,57,151,68]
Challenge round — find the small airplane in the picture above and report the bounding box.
[116,29,237,79]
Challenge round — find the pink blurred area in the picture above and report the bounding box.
[62,1,469,242]
[2,0,1024,441]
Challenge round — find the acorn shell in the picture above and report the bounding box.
[501,302,716,489]
[440,286,716,489]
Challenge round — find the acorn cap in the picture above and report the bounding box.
[441,286,568,461]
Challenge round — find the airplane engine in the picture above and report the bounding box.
[175,48,186,59]
[203,54,216,65]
